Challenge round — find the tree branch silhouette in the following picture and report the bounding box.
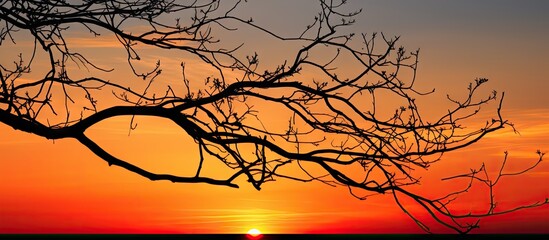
[0,0,546,233]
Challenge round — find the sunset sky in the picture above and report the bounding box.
[1,0,548,234]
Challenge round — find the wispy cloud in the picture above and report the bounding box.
[150,207,372,233]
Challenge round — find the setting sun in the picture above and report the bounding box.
[247,228,263,239]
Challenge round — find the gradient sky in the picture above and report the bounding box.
[1,0,548,234]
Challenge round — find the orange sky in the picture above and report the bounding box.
[1,0,548,234]
[0,111,548,233]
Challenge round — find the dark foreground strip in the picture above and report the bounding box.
[0,234,546,240]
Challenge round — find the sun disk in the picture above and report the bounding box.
[246,228,262,239]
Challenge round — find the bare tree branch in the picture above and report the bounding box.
[0,0,546,233]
